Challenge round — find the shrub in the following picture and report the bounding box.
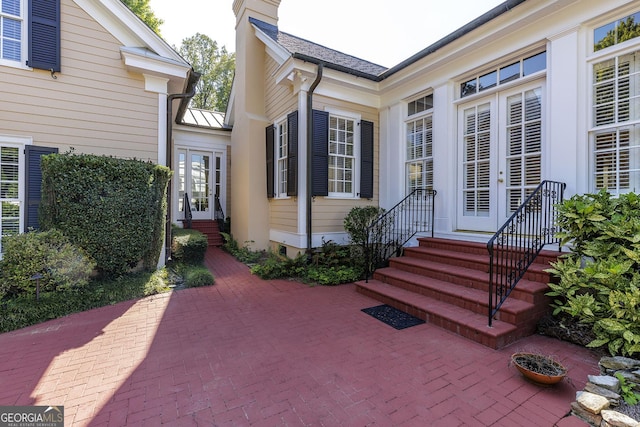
[220,232,264,264]
[172,227,208,264]
[0,229,95,299]
[547,190,640,357]
[250,252,307,279]
[184,266,214,287]
[40,153,171,277]
[305,265,362,286]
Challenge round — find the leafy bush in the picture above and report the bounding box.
[547,191,640,357]
[172,227,208,264]
[250,252,307,279]
[0,269,172,333]
[220,232,264,264]
[343,206,386,248]
[0,229,95,299]
[305,265,362,286]
[183,266,215,287]
[40,153,171,277]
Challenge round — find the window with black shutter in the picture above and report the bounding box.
[25,145,58,231]
[28,0,61,72]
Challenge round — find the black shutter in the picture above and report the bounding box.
[311,110,328,197]
[25,145,58,232]
[265,125,275,198]
[28,0,61,72]
[360,120,374,199]
[286,111,298,196]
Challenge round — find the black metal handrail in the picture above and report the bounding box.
[365,189,436,281]
[214,195,226,233]
[486,180,566,326]
[183,192,192,229]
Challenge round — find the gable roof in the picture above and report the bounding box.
[249,17,387,80]
[250,0,527,82]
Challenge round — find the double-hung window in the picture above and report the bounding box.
[276,118,288,197]
[406,95,433,193]
[591,51,640,193]
[1,0,60,71]
[328,115,356,196]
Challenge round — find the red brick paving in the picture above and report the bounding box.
[0,247,597,426]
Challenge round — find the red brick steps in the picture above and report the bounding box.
[355,237,560,349]
[182,219,224,246]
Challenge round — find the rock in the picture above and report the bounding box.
[600,357,640,372]
[584,382,621,406]
[588,375,621,393]
[600,409,640,427]
[571,401,603,426]
[576,391,611,414]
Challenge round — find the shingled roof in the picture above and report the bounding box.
[249,17,388,80]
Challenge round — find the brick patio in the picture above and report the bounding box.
[0,247,598,426]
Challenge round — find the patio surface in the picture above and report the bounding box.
[0,247,600,426]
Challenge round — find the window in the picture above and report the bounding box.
[0,0,22,63]
[0,146,20,252]
[0,0,60,71]
[328,115,355,195]
[595,11,640,52]
[406,95,433,192]
[276,119,288,197]
[592,51,640,193]
[408,95,433,116]
[460,52,546,98]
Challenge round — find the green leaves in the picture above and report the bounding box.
[548,190,640,357]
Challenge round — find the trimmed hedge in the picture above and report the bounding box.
[171,227,208,264]
[40,153,171,277]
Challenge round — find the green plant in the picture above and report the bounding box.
[343,206,386,247]
[171,227,208,264]
[614,372,640,405]
[250,252,306,279]
[311,239,351,268]
[547,190,640,356]
[220,232,264,264]
[40,153,171,277]
[183,266,215,287]
[0,229,95,299]
[305,265,363,286]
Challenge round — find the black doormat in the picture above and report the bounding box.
[361,304,425,330]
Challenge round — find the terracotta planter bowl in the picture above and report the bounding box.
[511,353,567,385]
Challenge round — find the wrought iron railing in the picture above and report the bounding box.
[214,195,226,233]
[486,180,566,326]
[183,193,192,229]
[364,189,436,281]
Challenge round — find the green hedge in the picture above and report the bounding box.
[171,227,208,264]
[40,153,171,277]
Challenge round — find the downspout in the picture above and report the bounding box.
[165,70,200,262]
[306,63,323,253]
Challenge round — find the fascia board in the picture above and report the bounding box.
[120,47,190,79]
[73,0,187,65]
[252,24,291,64]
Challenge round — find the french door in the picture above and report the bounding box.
[177,150,223,220]
[457,81,544,232]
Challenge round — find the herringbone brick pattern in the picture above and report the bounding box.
[0,248,597,426]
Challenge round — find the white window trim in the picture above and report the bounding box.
[324,108,361,199]
[404,110,434,194]
[0,0,30,70]
[274,115,289,199]
[0,135,31,253]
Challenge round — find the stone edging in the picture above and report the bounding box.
[571,356,640,427]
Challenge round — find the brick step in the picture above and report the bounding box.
[416,237,562,265]
[356,280,529,349]
[403,246,556,283]
[357,237,559,349]
[181,220,224,247]
[387,256,550,304]
[372,267,536,325]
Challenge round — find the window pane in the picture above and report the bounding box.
[523,52,546,76]
[478,71,497,92]
[500,62,520,84]
[461,79,476,97]
[2,0,20,16]
[595,22,616,51]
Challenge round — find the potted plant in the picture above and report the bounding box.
[511,353,567,385]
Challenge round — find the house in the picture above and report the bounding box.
[229,0,639,256]
[229,0,640,346]
[0,0,231,263]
